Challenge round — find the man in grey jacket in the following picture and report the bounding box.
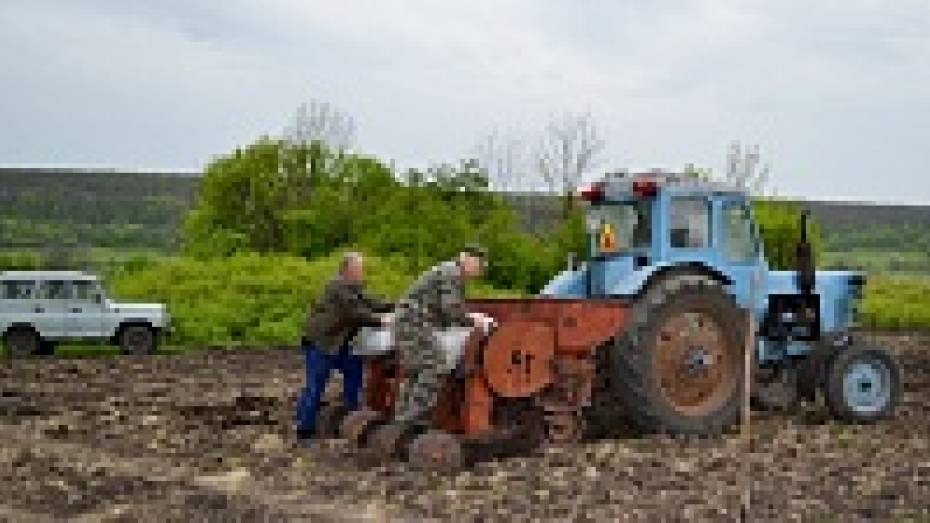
[296,252,393,442]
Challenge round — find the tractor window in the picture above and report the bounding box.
[670,197,711,248]
[38,280,69,300]
[588,201,652,253]
[1,280,36,299]
[724,203,757,262]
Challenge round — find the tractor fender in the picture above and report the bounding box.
[608,261,733,299]
[540,266,588,298]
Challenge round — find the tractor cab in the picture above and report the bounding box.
[545,171,766,312]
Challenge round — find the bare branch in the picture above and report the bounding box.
[474,127,536,193]
[535,112,605,196]
[726,141,772,197]
[283,99,356,151]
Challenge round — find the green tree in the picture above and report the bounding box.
[753,199,823,271]
[183,139,295,256]
[182,137,398,259]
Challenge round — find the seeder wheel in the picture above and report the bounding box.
[408,430,462,472]
[339,409,384,446]
[543,409,585,446]
[366,422,412,462]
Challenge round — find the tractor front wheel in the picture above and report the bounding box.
[612,274,745,435]
[825,344,900,423]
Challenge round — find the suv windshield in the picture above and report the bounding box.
[588,200,653,253]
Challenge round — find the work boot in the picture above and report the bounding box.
[295,429,316,448]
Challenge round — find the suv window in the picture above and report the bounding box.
[1,280,36,299]
[670,197,711,248]
[724,203,757,262]
[72,280,95,300]
[39,280,69,300]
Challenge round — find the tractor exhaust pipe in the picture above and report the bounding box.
[796,211,815,296]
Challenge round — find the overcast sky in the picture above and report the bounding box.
[2,1,929,203]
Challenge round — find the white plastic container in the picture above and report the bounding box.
[352,312,394,356]
[433,327,474,369]
[353,326,394,356]
[352,312,496,370]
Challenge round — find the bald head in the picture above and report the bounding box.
[340,251,364,283]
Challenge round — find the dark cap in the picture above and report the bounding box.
[462,243,487,259]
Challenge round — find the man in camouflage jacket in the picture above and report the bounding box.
[392,245,487,427]
[296,252,393,441]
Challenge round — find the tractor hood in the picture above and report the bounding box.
[543,264,867,334]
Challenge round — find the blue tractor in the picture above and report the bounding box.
[541,171,902,434]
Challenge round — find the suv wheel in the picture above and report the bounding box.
[5,329,39,358]
[37,340,57,356]
[120,325,156,355]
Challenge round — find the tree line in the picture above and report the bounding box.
[181,100,822,292]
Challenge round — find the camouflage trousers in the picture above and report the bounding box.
[392,316,446,425]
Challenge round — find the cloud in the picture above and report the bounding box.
[1,0,928,202]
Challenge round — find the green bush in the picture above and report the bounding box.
[108,251,520,346]
[0,250,41,270]
[753,199,823,270]
[860,274,930,330]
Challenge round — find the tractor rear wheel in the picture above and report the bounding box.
[612,274,744,435]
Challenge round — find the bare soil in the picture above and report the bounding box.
[1,333,928,521]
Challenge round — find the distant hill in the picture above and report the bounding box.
[505,194,930,251]
[1,167,928,253]
[801,200,930,231]
[0,167,199,250]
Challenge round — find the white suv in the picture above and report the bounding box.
[0,271,170,357]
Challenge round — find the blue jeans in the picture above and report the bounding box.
[295,342,363,437]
